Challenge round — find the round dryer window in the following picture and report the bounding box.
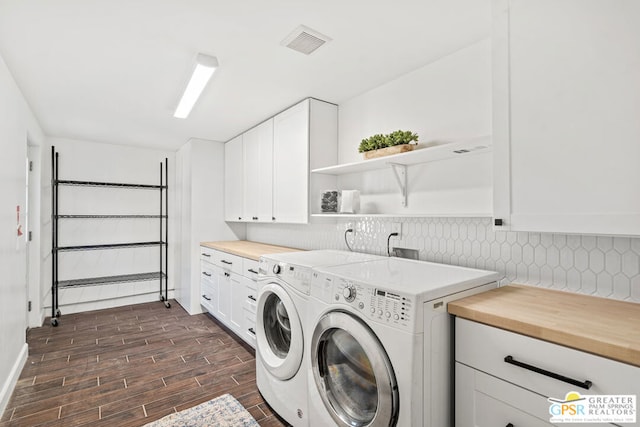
[256,282,304,380]
[311,311,399,427]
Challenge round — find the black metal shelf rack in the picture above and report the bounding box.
[51,147,170,326]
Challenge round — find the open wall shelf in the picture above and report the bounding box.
[51,147,170,326]
[58,272,167,289]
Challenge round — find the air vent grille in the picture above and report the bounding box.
[282,25,332,55]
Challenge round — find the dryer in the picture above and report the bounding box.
[306,257,500,427]
[256,250,382,426]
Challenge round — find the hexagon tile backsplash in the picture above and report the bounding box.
[246,217,640,302]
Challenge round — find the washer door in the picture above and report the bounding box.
[256,282,303,380]
[311,311,399,427]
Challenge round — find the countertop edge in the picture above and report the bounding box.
[448,284,640,367]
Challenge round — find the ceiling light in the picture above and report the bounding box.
[173,54,219,119]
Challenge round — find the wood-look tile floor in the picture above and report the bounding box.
[0,301,289,427]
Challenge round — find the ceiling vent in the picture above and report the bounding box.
[281,25,332,55]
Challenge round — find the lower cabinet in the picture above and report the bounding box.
[200,246,257,348]
[455,318,637,427]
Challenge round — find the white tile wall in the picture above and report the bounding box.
[247,217,640,302]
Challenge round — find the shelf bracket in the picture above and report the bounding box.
[388,162,407,207]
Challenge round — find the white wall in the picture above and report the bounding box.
[177,138,245,314]
[43,137,178,315]
[334,39,492,215]
[0,53,44,417]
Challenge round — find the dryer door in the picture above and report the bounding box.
[311,311,399,427]
[256,282,303,380]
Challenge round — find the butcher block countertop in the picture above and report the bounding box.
[200,240,302,261]
[448,284,640,367]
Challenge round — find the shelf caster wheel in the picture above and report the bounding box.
[164,302,171,309]
[55,309,62,318]
[51,318,59,327]
[159,295,165,302]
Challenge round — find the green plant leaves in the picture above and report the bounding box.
[358,130,418,153]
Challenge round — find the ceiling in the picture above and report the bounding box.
[0,0,491,150]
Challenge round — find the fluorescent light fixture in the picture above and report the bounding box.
[173,54,219,119]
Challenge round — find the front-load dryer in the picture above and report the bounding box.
[306,257,500,427]
[256,250,382,426]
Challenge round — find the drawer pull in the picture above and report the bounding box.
[248,327,255,336]
[221,260,232,265]
[202,295,211,301]
[248,295,256,301]
[202,272,211,277]
[504,355,592,390]
[201,253,211,257]
[247,268,258,274]
[224,272,230,277]
[506,424,513,427]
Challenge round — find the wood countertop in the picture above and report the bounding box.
[448,284,640,367]
[200,240,302,261]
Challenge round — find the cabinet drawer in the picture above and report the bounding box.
[200,246,216,263]
[243,258,260,280]
[456,318,639,400]
[200,279,216,314]
[200,262,215,281]
[456,363,612,427]
[214,251,242,275]
[243,308,257,348]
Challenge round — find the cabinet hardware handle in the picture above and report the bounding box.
[247,268,258,274]
[506,424,514,427]
[494,218,504,226]
[202,295,211,301]
[221,260,232,265]
[253,216,258,220]
[224,272,230,277]
[201,253,211,257]
[238,217,242,220]
[248,327,255,335]
[504,356,592,390]
[248,295,256,301]
[202,272,211,277]
[272,217,275,221]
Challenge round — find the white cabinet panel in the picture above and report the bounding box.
[229,273,245,332]
[243,119,273,222]
[224,135,244,222]
[273,99,310,224]
[493,0,640,235]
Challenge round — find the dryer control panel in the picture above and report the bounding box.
[311,272,417,331]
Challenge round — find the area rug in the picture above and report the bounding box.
[143,393,259,427]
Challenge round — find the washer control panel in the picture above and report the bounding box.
[312,272,416,331]
[260,259,312,295]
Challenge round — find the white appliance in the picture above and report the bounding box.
[256,250,382,426]
[306,258,500,427]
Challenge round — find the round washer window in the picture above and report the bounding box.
[263,293,292,358]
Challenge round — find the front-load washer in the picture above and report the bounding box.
[306,257,500,427]
[256,250,382,426]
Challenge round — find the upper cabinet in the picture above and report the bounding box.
[224,98,337,224]
[243,119,274,222]
[493,0,640,236]
[224,135,243,222]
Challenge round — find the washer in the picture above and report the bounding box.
[256,250,382,426]
[306,257,500,427]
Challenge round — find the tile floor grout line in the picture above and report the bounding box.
[31,376,36,386]
[194,377,202,387]
[123,378,128,388]
[142,404,148,417]
[99,405,102,419]
[231,376,240,386]
[57,406,62,419]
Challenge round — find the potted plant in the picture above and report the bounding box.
[358,130,418,159]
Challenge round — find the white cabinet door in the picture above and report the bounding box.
[493,0,640,235]
[229,273,245,332]
[224,135,244,222]
[216,266,230,323]
[273,99,310,224]
[243,119,273,222]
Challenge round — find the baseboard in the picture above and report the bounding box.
[0,343,28,419]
